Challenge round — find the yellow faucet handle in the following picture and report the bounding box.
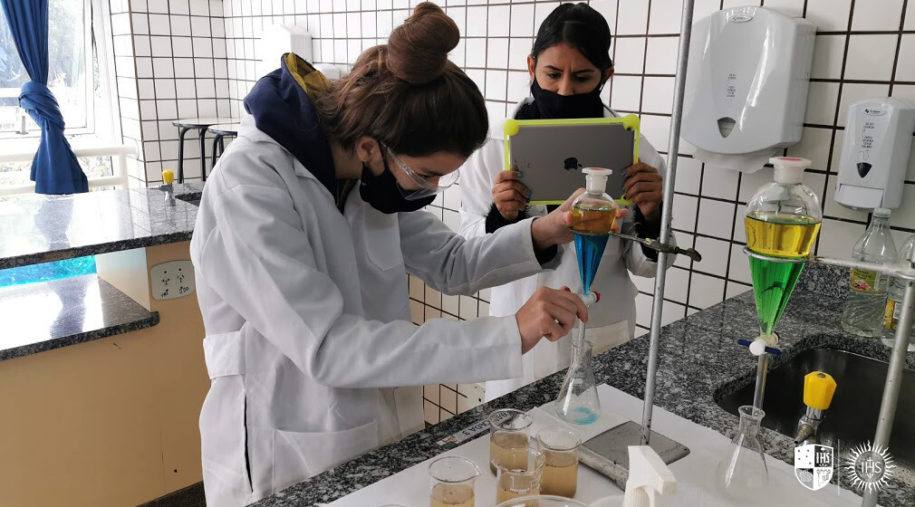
[803,371,837,411]
[162,169,175,185]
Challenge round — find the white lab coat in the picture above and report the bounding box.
[459,99,675,401]
[191,119,557,506]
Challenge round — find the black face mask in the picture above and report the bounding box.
[529,79,606,119]
[359,154,436,214]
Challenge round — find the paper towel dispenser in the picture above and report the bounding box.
[682,7,816,169]
[835,98,915,210]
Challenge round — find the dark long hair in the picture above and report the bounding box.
[532,3,613,73]
[315,2,488,158]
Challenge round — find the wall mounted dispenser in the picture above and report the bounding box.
[835,98,915,210]
[682,7,816,173]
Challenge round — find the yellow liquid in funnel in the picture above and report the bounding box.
[571,206,616,234]
[744,211,821,258]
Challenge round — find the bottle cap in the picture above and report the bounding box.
[162,169,175,185]
[582,167,612,194]
[769,156,810,185]
[873,207,891,218]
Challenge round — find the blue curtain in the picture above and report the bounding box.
[1,0,88,195]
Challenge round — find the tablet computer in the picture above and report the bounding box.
[503,116,640,205]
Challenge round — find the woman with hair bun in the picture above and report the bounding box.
[191,3,617,505]
[460,2,675,402]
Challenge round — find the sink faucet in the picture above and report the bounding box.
[794,371,836,445]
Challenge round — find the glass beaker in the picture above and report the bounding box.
[555,338,601,425]
[489,409,533,474]
[429,456,479,507]
[716,405,769,501]
[536,428,581,498]
[496,447,545,504]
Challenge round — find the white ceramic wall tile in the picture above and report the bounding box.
[643,36,678,75]
[694,236,731,278]
[609,75,641,111]
[804,82,839,125]
[689,273,725,310]
[725,281,752,299]
[616,0,649,35]
[851,0,904,31]
[762,0,805,18]
[674,157,702,195]
[641,76,674,114]
[817,218,867,258]
[844,34,897,82]
[895,35,915,82]
[787,127,833,172]
[664,266,690,303]
[648,0,683,34]
[671,194,698,232]
[700,166,739,200]
[534,2,561,32]
[639,114,670,153]
[487,38,508,69]
[811,35,846,80]
[696,198,736,239]
[806,0,852,31]
[728,244,752,284]
[612,36,645,74]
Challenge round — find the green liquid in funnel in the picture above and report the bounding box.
[749,256,806,335]
[574,232,608,295]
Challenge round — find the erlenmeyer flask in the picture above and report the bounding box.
[716,405,769,501]
[555,336,601,425]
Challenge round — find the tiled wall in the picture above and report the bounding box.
[215,0,915,426]
[109,0,232,186]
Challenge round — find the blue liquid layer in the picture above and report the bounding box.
[0,256,97,288]
[574,232,609,295]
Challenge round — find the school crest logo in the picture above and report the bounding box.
[795,443,834,491]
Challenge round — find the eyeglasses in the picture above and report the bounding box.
[383,144,459,200]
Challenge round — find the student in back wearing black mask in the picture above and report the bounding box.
[459,2,676,402]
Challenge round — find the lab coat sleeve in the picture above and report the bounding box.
[458,137,503,239]
[194,178,523,389]
[623,136,677,277]
[400,209,545,296]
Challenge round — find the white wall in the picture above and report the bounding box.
[216,0,915,425]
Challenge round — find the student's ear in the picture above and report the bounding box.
[527,55,536,79]
[603,66,614,81]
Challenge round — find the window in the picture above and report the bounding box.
[0,0,93,136]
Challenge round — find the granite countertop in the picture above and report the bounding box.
[256,264,915,507]
[0,274,159,361]
[0,188,197,269]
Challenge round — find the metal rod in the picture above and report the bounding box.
[861,251,915,507]
[641,0,695,446]
[812,255,915,281]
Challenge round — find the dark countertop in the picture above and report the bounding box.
[0,274,159,361]
[0,188,197,269]
[255,263,915,507]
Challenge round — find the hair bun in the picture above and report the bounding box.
[386,2,460,85]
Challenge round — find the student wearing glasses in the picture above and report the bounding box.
[190,4,620,505]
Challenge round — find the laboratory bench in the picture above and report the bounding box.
[0,187,209,506]
[255,263,915,507]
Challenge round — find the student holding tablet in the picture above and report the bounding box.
[459,2,676,401]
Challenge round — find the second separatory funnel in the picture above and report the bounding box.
[743,157,822,407]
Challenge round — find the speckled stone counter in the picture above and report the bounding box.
[0,274,159,361]
[0,188,197,269]
[255,263,915,507]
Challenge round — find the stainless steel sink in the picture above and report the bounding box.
[716,347,915,468]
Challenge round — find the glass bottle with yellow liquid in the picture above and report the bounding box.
[744,157,822,339]
[556,168,618,425]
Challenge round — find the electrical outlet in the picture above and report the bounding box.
[151,260,195,301]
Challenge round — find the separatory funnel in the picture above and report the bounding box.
[743,157,822,408]
[556,168,617,425]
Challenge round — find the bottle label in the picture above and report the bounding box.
[884,299,897,330]
[850,269,884,293]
